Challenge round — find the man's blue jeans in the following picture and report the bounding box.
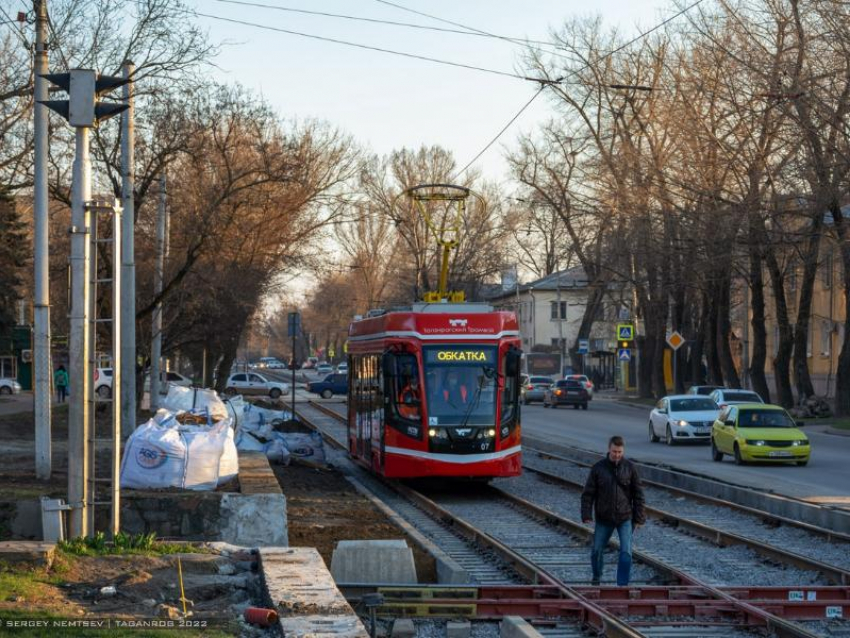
[590,519,633,585]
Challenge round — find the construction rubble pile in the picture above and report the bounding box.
[120,386,325,491]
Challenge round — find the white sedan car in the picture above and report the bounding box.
[224,372,289,399]
[649,395,720,445]
[0,377,21,395]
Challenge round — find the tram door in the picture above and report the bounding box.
[353,355,383,464]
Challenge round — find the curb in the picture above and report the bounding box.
[825,426,850,437]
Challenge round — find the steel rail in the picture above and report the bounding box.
[295,400,829,636]
[524,464,850,585]
[528,447,850,545]
[490,486,824,638]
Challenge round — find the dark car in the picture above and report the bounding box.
[543,379,589,410]
[307,373,348,399]
[521,375,555,404]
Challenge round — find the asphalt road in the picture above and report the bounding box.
[521,395,850,506]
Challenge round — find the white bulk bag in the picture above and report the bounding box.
[120,420,187,489]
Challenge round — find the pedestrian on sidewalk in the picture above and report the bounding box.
[580,435,645,586]
[54,365,69,403]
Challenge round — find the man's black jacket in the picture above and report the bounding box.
[580,457,646,525]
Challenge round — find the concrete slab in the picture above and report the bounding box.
[447,620,471,638]
[0,541,55,568]
[500,617,543,638]
[345,476,469,584]
[331,540,417,584]
[260,547,368,638]
[391,618,415,638]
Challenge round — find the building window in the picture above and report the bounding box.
[550,301,566,320]
[823,250,833,289]
[821,319,832,356]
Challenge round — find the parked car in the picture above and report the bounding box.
[709,388,764,409]
[95,367,113,399]
[566,374,594,397]
[688,385,725,396]
[0,377,21,395]
[224,372,289,399]
[307,373,348,399]
[543,379,589,409]
[336,362,348,374]
[711,403,810,466]
[316,363,333,376]
[649,395,719,445]
[144,370,193,394]
[521,375,554,404]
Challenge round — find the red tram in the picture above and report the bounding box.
[346,302,523,479]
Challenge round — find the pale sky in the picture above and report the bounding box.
[192,0,671,184]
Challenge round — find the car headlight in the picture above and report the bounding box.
[676,420,689,427]
[792,439,809,447]
[746,439,766,446]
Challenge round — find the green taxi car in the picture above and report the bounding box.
[711,403,810,466]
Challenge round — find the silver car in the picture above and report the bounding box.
[649,395,720,445]
[521,375,554,404]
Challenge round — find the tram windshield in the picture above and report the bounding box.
[422,346,498,426]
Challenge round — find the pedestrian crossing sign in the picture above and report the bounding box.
[617,324,634,340]
[618,348,631,362]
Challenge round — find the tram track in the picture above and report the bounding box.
[284,399,849,637]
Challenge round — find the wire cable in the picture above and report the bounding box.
[453,0,709,177]
[214,0,578,62]
[189,8,534,81]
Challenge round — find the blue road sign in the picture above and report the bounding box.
[617,324,634,340]
[617,348,631,362]
[577,339,589,354]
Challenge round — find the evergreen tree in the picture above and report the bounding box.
[0,188,29,334]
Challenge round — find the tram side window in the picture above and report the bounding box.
[386,352,422,439]
[501,347,521,432]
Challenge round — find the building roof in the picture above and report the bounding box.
[486,267,589,301]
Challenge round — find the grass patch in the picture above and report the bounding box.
[58,533,206,558]
[0,609,239,636]
[0,553,73,601]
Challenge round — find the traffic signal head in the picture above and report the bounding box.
[40,69,129,127]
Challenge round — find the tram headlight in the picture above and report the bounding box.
[487,429,496,437]
[428,428,448,439]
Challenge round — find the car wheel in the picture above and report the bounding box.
[581,403,588,410]
[321,389,333,399]
[572,404,578,410]
[796,459,809,467]
[224,387,236,397]
[649,422,659,443]
[543,401,549,408]
[269,388,281,399]
[97,385,111,399]
[665,425,675,446]
[711,439,723,462]
[733,443,745,465]
[523,398,531,405]
[0,386,11,395]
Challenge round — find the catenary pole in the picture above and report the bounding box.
[68,126,92,538]
[120,61,135,437]
[33,0,52,479]
[150,172,166,409]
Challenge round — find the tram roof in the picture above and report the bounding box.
[348,302,519,342]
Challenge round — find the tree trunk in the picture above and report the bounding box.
[834,209,850,415]
[765,250,794,407]
[792,215,822,400]
[570,285,605,371]
[748,247,771,403]
[704,287,723,385]
[716,272,741,388]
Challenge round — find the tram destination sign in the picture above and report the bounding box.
[425,348,496,365]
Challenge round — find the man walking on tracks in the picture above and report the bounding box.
[581,435,645,586]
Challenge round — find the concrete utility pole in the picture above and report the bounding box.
[556,274,564,378]
[150,172,167,409]
[33,0,52,479]
[41,68,129,537]
[120,61,135,437]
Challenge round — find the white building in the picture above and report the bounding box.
[487,267,626,385]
